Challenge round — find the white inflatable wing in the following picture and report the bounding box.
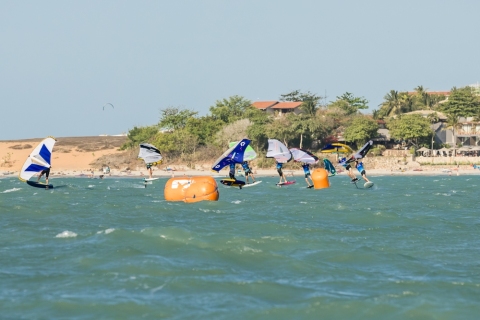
[19,137,56,181]
[138,143,163,165]
[266,139,292,163]
[290,148,319,164]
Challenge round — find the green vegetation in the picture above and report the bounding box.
[343,116,378,148]
[371,145,386,156]
[387,114,432,147]
[329,92,369,115]
[120,85,480,166]
[375,86,446,118]
[120,126,159,150]
[440,87,480,118]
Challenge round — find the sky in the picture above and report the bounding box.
[1,0,479,140]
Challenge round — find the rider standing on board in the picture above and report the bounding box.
[242,161,256,184]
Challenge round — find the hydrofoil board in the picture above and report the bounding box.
[144,177,160,182]
[242,181,262,188]
[364,181,374,188]
[276,180,296,187]
[220,178,246,188]
[27,181,53,189]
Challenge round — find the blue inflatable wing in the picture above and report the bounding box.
[211,139,251,172]
[230,139,251,163]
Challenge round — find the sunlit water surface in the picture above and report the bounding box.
[1,175,479,319]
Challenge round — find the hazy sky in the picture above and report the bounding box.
[1,0,479,140]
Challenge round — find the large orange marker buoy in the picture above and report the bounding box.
[164,176,219,203]
[311,168,330,189]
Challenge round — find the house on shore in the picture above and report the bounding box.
[377,109,480,149]
[252,101,303,116]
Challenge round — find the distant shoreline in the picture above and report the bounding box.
[2,136,480,180]
[2,167,480,181]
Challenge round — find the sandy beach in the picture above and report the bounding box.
[2,136,480,180]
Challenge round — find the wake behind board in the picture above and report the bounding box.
[364,181,374,189]
[144,177,160,182]
[27,181,53,189]
[242,181,262,188]
[276,180,296,187]
[220,178,246,188]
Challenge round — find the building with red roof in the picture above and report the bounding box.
[252,101,303,116]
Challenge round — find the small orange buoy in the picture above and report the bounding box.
[311,168,330,189]
[164,176,219,203]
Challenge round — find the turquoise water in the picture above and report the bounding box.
[1,175,479,319]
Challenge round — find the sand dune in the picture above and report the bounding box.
[0,136,127,172]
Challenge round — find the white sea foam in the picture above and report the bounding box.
[435,192,451,196]
[55,230,77,238]
[2,188,21,193]
[88,185,95,188]
[97,228,115,234]
[231,200,242,204]
[150,283,166,294]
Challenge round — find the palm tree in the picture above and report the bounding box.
[399,92,415,113]
[427,112,440,156]
[380,90,402,116]
[414,86,429,109]
[445,114,461,157]
[372,109,381,120]
[414,86,426,95]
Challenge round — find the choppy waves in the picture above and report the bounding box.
[1,176,480,319]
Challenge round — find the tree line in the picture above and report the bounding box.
[377,86,480,152]
[121,86,480,165]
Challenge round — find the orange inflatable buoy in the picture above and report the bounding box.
[311,168,330,189]
[164,176,219,203]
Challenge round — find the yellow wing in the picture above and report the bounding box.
[320,143,354,154]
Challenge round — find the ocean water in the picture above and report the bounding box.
[1,175,479,319]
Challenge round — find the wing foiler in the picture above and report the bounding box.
[289,148,319,164]
[266,139,292,163]
[353,140,373,160]
[19,137,56,182]
[212,139,251,172]
[138,143,163,165]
